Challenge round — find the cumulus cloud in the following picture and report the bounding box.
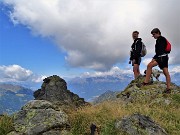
[80,66,133,78]
[170,66,180,74]
[0,65,33,81]
[2,0,180,70]
[142,58,152,66]
[31,75,47,83]
[0,65,46,83]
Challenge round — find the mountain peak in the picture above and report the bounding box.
[34,75,88,108]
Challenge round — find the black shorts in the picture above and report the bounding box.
[155,55,169,69]
[132,57,141,66]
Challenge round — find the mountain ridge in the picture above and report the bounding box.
[0,83,34,114]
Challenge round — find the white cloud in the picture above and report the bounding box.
[0,65,33,81]
[0,65,45,83]
[2,0,180,70]
[142,58,152,66]
[170,66,180,74]
[31,75,47,83]
[81,66,132,78]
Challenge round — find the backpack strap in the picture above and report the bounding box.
[135,39,142,51]
[135,40,139,50]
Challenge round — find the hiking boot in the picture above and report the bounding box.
[163,88,171,94]
[136,82,151,88]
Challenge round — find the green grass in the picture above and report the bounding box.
[0,114,14,135]
[172,94,180,103]
[68,98,180,135]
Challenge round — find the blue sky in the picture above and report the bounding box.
[0,0,179,87]
[0,3,90,78]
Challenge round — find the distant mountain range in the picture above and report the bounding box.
[171,73,180,85]
[67,74,133,101]
[92,90,119,104]
[0,83,34,114]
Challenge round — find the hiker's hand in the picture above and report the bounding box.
[132,59,136,65]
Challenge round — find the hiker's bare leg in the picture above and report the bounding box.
[144,60,158,83]
[163,67,171,89]
[137,66,140,75]
[133,64,140,79]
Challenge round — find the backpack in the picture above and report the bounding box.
[141,42,147,57]
[165,39,171,53]
[134,40,147,57]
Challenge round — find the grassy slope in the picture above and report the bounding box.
[68,97,180,135]
[1,78,180,135]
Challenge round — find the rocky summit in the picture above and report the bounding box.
[117,75,180,104]
[34,75,88,108]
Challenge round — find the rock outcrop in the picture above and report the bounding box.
[7,100,70,135]
[115,113,167,135]
[117,75,180,104]
[34,75,88,108]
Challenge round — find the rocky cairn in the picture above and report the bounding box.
[34,75,88,108]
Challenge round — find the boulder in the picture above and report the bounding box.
[115,113,168,135]
[8,100,70,135]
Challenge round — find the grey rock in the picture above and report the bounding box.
[42,130,61,135]
[115,113,168,135]
[22,100,55,110]
[42,130,70,135]
[164,99,171,105]
[7,131,23,135]
[11,100,70,135]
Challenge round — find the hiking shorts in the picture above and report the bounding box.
[155,55,169,69]
[132,57,141,66]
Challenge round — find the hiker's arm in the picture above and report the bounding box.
[130,50,133,60]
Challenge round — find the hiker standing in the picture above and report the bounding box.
[142,28,171,93]
[129,31,143,79]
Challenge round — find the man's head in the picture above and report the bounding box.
[151,28,161,39]
[132,31,139,40]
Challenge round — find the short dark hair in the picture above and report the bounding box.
[151,28,161,35]
[133,31,139,34]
